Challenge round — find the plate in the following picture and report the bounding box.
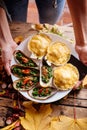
[11,33,78,103]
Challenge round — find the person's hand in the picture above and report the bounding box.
[75,44,87,66]
[1,41,17,75]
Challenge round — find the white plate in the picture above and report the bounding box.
[11,33,78,103]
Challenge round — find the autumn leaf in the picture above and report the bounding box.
[14,35,24,45]
[20,101,53,130]
[19,117,34,130]
[49,115,87,130]
[1,120,20,130]
[2,102,87,130]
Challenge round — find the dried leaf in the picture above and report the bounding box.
[14,35,24,45]
[20,101,52,130]
[2,102,87,130]
[1,120,19,130]
[49,115,87,130]
[19,117,34,130]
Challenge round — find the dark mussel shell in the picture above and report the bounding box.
[14,50,38,67]
[39,57,53,87]
[11,65,39,78]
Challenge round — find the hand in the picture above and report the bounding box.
[75,44,87,66]
[1,41,17,75]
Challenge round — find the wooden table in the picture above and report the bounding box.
[0,22,87,128]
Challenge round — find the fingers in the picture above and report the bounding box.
[73,80,82,90]
[4,61,11,76]
[79,56,87,66]
[76,45,87,66]
[82,61,87,66]
[1,49,12,75]
[1,43,17,75]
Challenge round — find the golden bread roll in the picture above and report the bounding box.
[53,63,79,90]
[28,33,52,58]
[46,41,71,66]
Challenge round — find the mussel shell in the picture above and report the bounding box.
[39,58,53,87]
[40,71,52,87]
[52,63,79,90]
[11,65,39,78]
[14,50,38,67]
[28,33,52,59]
[28,86,57,100]
[45,41,71,66]
[13,76,39,91]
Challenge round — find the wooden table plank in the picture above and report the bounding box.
[51,105,87,118]
[56,97,87,108]
[9,23,87,109]
[9,22,37,39]
[0,23,87,124]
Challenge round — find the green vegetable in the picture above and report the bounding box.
[42,66,52,83]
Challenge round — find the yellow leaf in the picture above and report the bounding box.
[4,102,87,130]
[49,115,87,130]
[14,35,24,45]
[19,117,34,130]
[34,104,52,130]
[20,101,52,130]
[1,120,19,130]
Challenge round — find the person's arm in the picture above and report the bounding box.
[67,0,87,65]
[0,7,17,75]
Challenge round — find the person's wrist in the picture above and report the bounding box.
[75,43,87,55]
[1,41,17,54]
[75,44,87,65]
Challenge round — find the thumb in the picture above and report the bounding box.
[4,63,11,76]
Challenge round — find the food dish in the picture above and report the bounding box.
[45,41,71,66]
[53,63,79,90]
[13,76,39,91]
[28,33,52,58]
[11,33,78,103]
[28,86,57,100]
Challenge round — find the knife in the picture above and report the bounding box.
[68,55,87,80]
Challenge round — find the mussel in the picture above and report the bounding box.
[13,76,39,91]
[14,50,38,67]
[39,58,53,87]
[11,65,39,78]
[27,33,52,59]
[28,86,57,100]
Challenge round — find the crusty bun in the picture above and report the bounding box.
[28,33,52,58]
[46,41,71,66]
[53,63,79,90]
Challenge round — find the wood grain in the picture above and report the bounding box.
[0,23,87,121]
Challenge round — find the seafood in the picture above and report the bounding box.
[39,58,53,87]
[28,33,52,58]
[14,50,38,67]
[11,65,39,78]
[13,76,39,91]
[53,63,79,90]
[45,41,71,66]
[28,86,57,100]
